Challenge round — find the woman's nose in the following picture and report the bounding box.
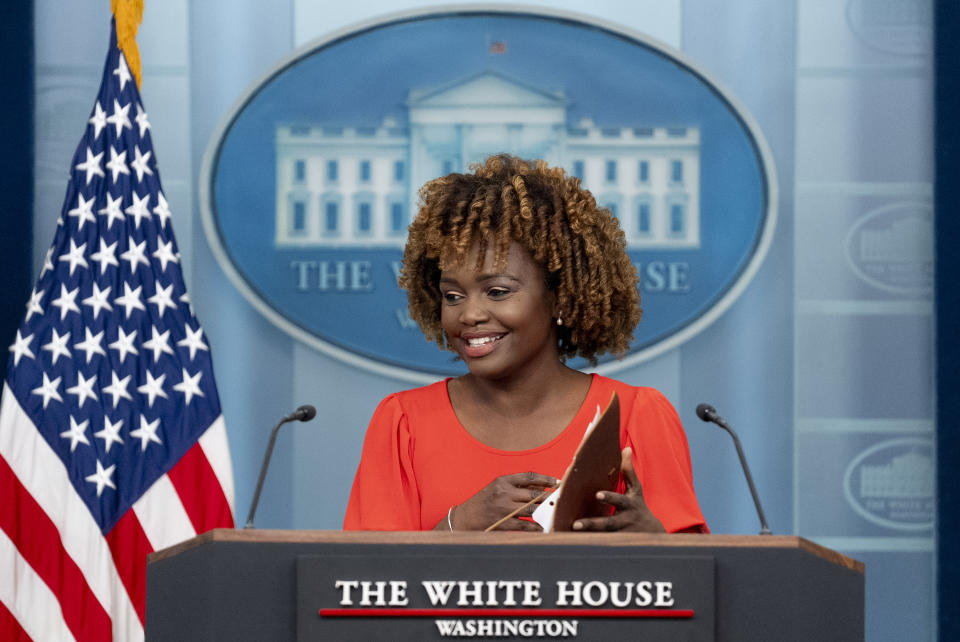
[459,295,489,325]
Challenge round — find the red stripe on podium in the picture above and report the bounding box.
[319,608,694,618]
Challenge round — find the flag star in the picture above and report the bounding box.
[131,414,163,451]
[152,239,179,272]
[75,147,105,184]
[173,368,204,406]
[102,371,133,408]
[125,191,151,228]
[120,237,150,274]
[31,373,63,409]
[74,327,107,364]
[98,192,126,230]
[135,103,151,137]
[153,191,172,229]
[90,238,120,273]
[179,292,195,317]
[148,281,177,317]
[88,101,107,138]
[113,54,132,91]
[106,99,132,138]
[67,193,97,231]
[51,284,81,320]
[85,460,117,497]
[42,328,72,365]
[24,288,44,322]
[105,146,130,183]
[9,330,35,366]
[40,247,55,277]
[130,145,153,182]
[94,416,124,454]
[81,283,113,320]
[58,239,88,276]
[60,416,91,453]
[137,370,169,407]
[66,371,99,408]
[114,282,146,318]
[177,325,209,361]
[108,327,138,363]
[143,326,175,362]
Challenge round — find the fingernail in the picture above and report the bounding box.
[573,521,583,530]
[596,491,604,500]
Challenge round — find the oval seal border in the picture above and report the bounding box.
[199,5,778,383]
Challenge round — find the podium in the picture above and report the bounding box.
[146,530,863,641]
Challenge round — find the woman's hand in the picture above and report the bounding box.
[444,472,558,531]
[571,447,665,533]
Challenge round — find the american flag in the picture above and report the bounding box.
[0,20,234,641]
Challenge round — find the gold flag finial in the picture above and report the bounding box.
[111,0,144,89]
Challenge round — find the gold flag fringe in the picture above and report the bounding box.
[111,0,144,89]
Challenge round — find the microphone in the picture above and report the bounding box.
[696,403,772,535]
[244,405,317,529]
[285,404,316,422]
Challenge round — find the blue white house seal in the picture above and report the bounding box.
[200,7,777,381]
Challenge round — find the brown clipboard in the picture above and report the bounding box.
[549,391,621,532]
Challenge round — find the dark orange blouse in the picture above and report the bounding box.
[343,374,708,533]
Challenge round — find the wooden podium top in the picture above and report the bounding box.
[148,528,863,574]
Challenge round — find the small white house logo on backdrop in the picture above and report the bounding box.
[844,201,932,295]
[843,437,934,531]
[846,0,932,57]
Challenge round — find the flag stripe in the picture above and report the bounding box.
[105,510,152,627]
[0,598,34,642]
[167,437,233,533]
[0,456,112,641]
[0,384,142,639]
[132,473,196,551]
[199,416,235,512]
[0,527,74,642]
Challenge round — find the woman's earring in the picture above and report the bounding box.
[556,317,563,326]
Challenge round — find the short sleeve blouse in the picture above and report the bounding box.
[343,374,707,533]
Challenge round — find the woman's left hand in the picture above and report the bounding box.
[571,447,666,533]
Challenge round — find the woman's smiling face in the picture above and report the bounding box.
[439,241,558,381]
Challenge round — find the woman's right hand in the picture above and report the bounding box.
[447,472,558,531]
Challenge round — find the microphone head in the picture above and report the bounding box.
[294,405,317,422]
[695,403,716,422]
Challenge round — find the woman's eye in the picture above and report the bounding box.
[442,292,463,303]
[488,288,511,298]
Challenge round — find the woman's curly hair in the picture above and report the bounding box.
[398,154,641,365]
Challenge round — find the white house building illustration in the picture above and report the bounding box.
[860,451,934,499]
[274,71,700,249]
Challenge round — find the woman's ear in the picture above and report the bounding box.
[546,292,560,324]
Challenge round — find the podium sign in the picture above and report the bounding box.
[146,530,863,641]
[298,551,715,640]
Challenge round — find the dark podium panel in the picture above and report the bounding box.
[146,530,863,641]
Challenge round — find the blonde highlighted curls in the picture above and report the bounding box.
[398,154,641,365]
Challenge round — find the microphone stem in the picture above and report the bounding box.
[719,422,772,535]
[244,417,288,529]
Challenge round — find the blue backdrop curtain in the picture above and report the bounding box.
[0,1,34,352]
[934,0,958,639]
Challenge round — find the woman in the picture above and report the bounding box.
[344,155,707,533]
